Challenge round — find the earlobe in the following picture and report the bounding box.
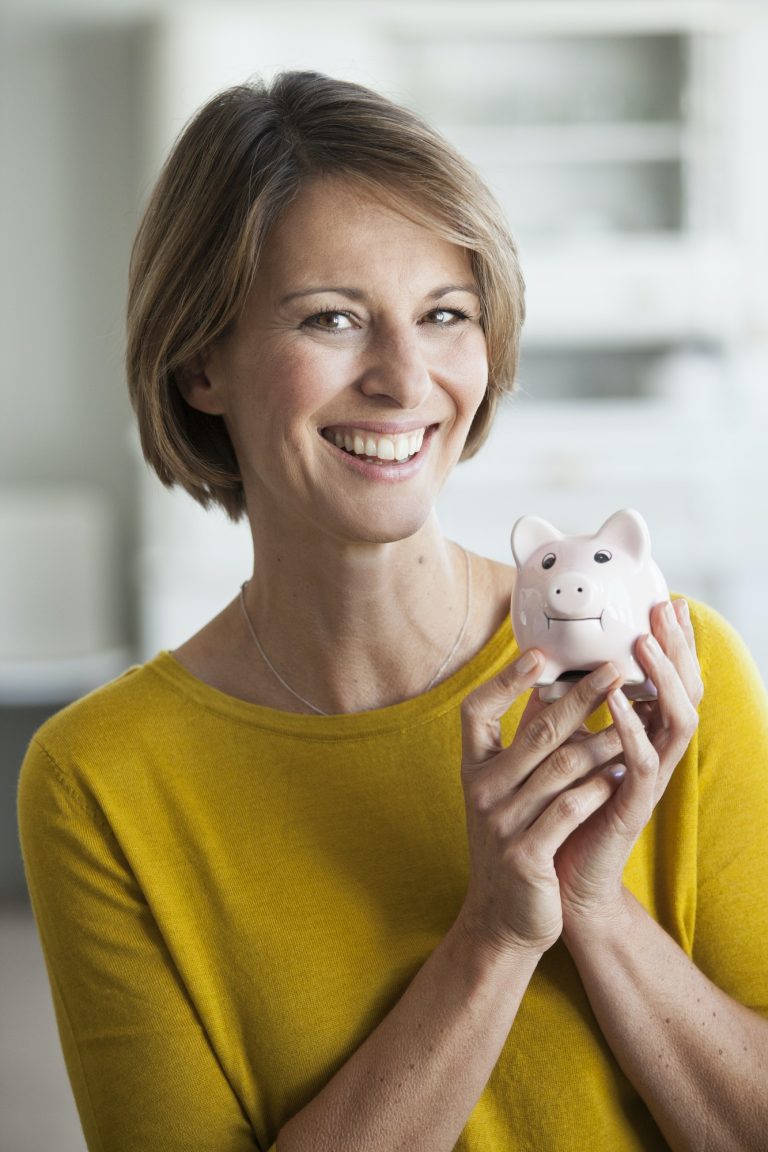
[175,351,227,416]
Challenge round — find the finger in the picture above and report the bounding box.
[650,600,703,707]
[606,688,662,817]
[475,725,623,830]
[673,596,697,655]
[520,769,623,865]
[461,650,544,768]
[463,663,623,811]
[509,662,622,781]
[673,598,704,707]
[636,632,699,768]
[504,726,624,828]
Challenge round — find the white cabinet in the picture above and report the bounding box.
[137,1,768,677]
[0,486,130,704]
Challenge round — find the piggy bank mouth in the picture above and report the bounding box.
[545,611,605,630]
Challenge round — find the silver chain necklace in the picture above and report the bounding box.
[238,547,472,715]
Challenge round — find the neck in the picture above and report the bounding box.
[238,512,472,714]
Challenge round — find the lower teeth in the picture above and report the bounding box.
[344,449,412,463]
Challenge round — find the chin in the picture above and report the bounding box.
[325,498,438,548]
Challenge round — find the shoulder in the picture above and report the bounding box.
[683,596,764,689]
[21,658,175,793]
[682,595,768,740]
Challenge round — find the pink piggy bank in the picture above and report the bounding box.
[510,508,669,702]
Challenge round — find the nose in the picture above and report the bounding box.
[546,572,598,616]
[357,324,432,409]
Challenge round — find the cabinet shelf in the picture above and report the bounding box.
[439,121,686,166]
[518,233,737,345]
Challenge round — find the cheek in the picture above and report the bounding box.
[232,345,332,427]
[447,330,489,413]
[268,343,351,411]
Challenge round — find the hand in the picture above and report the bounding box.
[457,653,625,963]
[556,598,703,937]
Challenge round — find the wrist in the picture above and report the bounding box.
[452,907,547,980]
[560,886,637,955]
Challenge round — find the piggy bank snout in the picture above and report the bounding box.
[546,571,600,617]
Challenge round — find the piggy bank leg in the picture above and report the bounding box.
[537,671,589,703]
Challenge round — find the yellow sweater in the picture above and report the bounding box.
[18,599,768,1152]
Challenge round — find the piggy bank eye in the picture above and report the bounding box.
[542,553,556,570]
[594,550,612,564]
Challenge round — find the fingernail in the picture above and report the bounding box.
[662,601,676,627]
[607,764,627,781]
[593,663,619,690]
[516,651,539,674]
[677,599,691,625]
[608,688,629,712]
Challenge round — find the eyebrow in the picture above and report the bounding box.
[278,283,480,305]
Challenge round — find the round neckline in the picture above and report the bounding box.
[147,615,518,740]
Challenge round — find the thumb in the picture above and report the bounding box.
[460,650,543,768]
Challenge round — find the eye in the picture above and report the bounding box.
[424,307,472,326]
[303,309,356,332]
[594,550,612,564]
[542,553,556,570]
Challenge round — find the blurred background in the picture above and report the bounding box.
[2,1,767,1148]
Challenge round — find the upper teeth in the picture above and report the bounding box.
[326,427,426,462]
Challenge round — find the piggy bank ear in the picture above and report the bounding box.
[596,509,651,563]
[511,516,562,568]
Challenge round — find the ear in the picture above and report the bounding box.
[511,515,562,568]
[175,350,227,416]
[596,508,650,563]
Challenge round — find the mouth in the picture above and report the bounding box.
[545,613,605,630]
[320,424,434,465]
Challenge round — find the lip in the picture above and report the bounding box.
[319,423,437,482]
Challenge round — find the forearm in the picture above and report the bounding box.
[277,918,540,1152]
[563,889,768,1152]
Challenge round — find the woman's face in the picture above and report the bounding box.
[192,176,489,546]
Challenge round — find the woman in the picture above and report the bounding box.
[18,71,768,1152]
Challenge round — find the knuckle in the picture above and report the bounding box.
[486,809,510,843]
[604,728,625,758]
[477,806,512,848]
[503,835,543,875]
[496,663,524,695]
[548,744,580,780]
[523,709,560,754]
[674,701,699,741]
[554,789,585,823]
[636,747,660,776]
[576,673,606,706]
[686,701,700,733]
[466,777,495,816]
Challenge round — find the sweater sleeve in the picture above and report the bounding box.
[17,736,261,1152]
[688,601,768,1016]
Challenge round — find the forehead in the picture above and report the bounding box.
[255,176,474,291]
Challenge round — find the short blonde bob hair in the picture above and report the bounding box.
[127,70,525,521]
